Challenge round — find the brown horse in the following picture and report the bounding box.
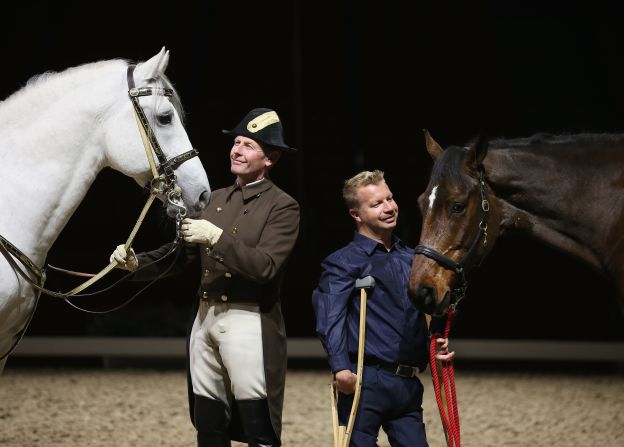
[408,130,624,316]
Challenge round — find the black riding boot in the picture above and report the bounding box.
[194,394,231,447]
[236,399,281,447]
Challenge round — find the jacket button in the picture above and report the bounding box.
[205,248,210,254]
[202,292,208,299]
[232,226,238,235]
[224,272,232,278]
[216,207,222,213]
[204,269,210,277]
[220,295,228,302]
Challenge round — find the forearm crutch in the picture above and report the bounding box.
[331,276,375,447]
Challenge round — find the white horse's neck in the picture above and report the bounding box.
[0,61,125,266]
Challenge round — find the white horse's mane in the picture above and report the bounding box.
[0,58,185,126]
[0,60,122,123]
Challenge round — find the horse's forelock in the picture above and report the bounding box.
[430,145,473,190]
[152,72,186,126]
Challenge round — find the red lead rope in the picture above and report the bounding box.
[429,308,460,447]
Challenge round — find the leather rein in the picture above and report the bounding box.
[0,64,198,359]
[413,167,490,309]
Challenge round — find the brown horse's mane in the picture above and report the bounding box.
[430,133,624,191]
[488,132,624,151]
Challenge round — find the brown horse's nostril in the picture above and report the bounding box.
[408,286,437,314]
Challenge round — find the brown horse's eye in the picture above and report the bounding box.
[451,202,466,213]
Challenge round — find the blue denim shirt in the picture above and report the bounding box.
[312,232,430,373]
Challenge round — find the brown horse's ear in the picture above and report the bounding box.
[465,133,488,170]
[423,129,444,160]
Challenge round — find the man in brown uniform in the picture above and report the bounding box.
[112,108,299,447]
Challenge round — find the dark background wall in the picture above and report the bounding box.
[2,1,623,341]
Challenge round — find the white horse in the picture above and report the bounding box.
[0,48,211,372]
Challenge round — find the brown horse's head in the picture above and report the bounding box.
[408,131,501,315]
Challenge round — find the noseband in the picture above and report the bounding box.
[413,167,490,308]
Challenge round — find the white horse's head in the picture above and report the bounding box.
[102,47,210,217]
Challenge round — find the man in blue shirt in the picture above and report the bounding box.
[312,170,453,447]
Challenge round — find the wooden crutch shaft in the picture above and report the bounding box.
[331,384,340,447]
[343,288,367,447]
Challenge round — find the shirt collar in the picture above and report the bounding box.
[226,177,274,201]
[352,231,405,255]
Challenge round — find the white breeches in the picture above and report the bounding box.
[189,301,267,411]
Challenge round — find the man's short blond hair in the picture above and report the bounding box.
[342,170,386,209]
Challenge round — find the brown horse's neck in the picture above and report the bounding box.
[483,142,624,274]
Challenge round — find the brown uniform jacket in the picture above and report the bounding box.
[134,177,300,442]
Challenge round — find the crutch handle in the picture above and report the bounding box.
[355,275,375,290]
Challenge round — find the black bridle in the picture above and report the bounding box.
[413,167,490,308]
[126,64,199,190]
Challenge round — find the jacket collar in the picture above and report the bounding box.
[226,177,274,201]
[352,231,405,256]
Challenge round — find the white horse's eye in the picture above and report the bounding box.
[157,111,174,125]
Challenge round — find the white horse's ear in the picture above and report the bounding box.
[157,49,170,74]
[135,47,167,81]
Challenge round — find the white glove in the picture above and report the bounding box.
[181,218,223,246]
[110,244,139,271]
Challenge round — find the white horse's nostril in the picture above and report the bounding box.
[198,190,210,209]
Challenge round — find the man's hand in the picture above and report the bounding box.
[334,369,357,395]
[181,218,223,246]
[434,337,455,362]
[110,244,138,271]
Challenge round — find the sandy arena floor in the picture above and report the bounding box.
[1,367,623,446]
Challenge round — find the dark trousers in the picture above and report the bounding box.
[337,366,429,447]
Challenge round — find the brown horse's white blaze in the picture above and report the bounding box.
[408,130,498,315]
[409,183,454,315]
